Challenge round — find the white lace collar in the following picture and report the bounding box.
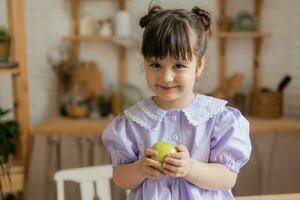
[124,94,228,131]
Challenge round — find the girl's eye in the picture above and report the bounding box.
[150,63,160,69]
[174,64,186,69]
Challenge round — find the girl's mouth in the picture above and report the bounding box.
[157,85,179,91]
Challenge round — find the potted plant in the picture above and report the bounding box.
[0,27,11,63]
[0,108,19,199]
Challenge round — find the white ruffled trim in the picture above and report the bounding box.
[124,110,159,132]
[183,95,227,126]
[125,94,227,130]
[137,102,163,122]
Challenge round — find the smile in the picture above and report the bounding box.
[157,85,179,91]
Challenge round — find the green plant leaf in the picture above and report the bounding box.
[0,27,10,42]
[0,108,10,118]
[0,109,19,164]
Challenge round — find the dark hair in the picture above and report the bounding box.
[140,5,212,62]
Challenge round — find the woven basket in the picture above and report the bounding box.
[227,93,247,115]
[249,91,283,118]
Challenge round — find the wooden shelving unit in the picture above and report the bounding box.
[68,0,128,85]
[0,67,19,75]
[32,0,129,136]
[215,0,300,129]
[0,0,30,197]
[216,0,270,92]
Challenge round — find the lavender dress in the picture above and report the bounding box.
[102,94,251,200]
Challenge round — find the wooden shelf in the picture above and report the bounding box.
[0,67,19,75]
[31,116,113,136]
[63,35,113,42]
[249,117,300,134]
[0,165,24,193]
[214,31,271,38]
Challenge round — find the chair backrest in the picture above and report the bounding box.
[54,164,113,200]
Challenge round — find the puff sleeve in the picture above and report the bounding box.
[101,114,139,167]
[209,106,251,173]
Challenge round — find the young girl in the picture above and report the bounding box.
[102,5,251,200]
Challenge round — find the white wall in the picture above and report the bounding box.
[0,0,299,126]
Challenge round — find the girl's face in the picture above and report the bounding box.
[145,55,204,110]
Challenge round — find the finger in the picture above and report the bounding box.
[164,157,183,167]
[146,167,163,178]
[145,158,163,169]
[167,152,186,160]
[150,167,162,177]
[162,168,181,177]
[175,145,187,152]
[144,148,158,157]
[162,163,182,173]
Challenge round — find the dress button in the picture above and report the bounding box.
[172,135,178,140]
[171,116,177,121]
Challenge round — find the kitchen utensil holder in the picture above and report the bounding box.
[249,91,283,118]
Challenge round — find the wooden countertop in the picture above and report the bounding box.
[31,116,112,136]
[249,117,300,133]
[30,116,300,136]
[236,193,300,200]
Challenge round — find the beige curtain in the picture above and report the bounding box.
[25,134,126,200]
[234,132,300,196]
[25,132,300,200]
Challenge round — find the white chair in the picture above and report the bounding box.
[54,164,113,200]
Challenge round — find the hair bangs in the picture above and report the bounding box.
[142,15,193,61]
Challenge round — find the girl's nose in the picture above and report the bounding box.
[160,69,174,82]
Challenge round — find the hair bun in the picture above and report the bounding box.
[149,5,162,14]
[191,6,212,34]
[139,5,162,28]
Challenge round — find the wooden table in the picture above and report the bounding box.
[236,193,300,200]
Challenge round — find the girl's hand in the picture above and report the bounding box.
[162,145,191,177]
[138,148,164,179]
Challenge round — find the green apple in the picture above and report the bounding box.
[151,141,177,162]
